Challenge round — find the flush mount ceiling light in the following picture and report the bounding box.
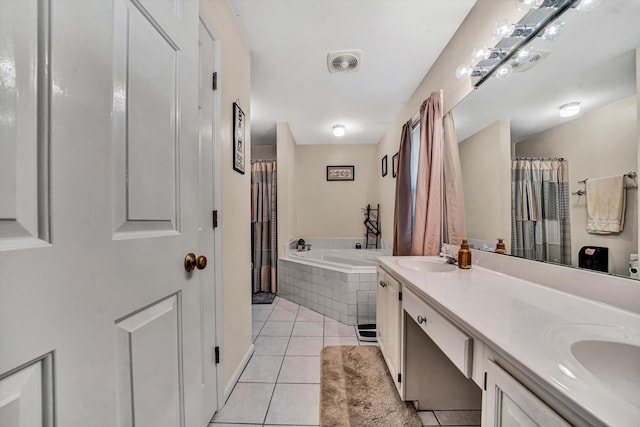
[559,102,580,117]
[332,125,346,137]
[456,0,600,88]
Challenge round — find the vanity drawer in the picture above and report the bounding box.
[403,287,473,378]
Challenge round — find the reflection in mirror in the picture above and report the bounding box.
[451,0,640,279]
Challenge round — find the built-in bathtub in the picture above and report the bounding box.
[288,248,380,269]
[277,239,390,325]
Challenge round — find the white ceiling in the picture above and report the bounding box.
[230,0,477,145]
[453,0,640,143]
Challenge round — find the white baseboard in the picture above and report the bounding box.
[223,343,255,402]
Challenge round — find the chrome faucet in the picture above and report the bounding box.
[440,246,458,265]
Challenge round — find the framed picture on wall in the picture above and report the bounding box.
[233,102,245,174]
[392,152,399,178]
[326,165,355,181]
[382,155,388,177]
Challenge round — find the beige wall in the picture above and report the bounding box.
[276,122,297,257]
[201,0,252,387]
[516,97,638,276]
[376,0,524,243]
[251,144,276,161]
[277,129,379,248]
[459,120,512,250]
[295,144,379,238]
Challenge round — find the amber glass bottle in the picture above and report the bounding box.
[458,238,472,269]
[495,238,507,254]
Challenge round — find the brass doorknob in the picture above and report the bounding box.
[196,255,208,270]
[184,253,197,272]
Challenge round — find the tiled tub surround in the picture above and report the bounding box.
[278,258,377,325]
[279,238,390,325]
[279,239,390,325]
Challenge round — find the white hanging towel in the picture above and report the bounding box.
[586,175,626,234]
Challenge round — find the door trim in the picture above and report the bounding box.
[198,6,225,411]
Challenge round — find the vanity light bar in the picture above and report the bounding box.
[471,0,580,88]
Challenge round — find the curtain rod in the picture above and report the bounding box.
[410,89,443,126]
[251,159,276,162]
[512,157,565,161]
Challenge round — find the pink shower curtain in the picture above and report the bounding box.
[393,120,413,256]
[411,92,443,256]
[442,112,466,245]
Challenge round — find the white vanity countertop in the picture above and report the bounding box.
[377,256,640,427]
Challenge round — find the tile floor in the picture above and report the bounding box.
[209,296,480,427]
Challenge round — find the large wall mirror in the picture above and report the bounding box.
[452,0,640,279]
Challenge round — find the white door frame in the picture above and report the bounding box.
[198,5,225,412]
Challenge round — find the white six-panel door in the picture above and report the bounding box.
[0,0,216,425]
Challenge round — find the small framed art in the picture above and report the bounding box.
[326,165,355,181]
[392,152,399,178]
[233,102,245,174]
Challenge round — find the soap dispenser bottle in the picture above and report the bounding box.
[458,238,472,269]
[495,238,507,255]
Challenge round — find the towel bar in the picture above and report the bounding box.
[578,171,637,184]
[572,185,638,196]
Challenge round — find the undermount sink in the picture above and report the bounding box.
[393,258,456,273]
[571,340,640,398]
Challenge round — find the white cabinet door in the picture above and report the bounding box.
[484,360,570,427]
[376,268,402,394]
[376,268,388,351]
[385,273,401,391]
[0,1,210,426]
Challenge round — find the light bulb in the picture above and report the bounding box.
[455,64,473,79]
[575,0,602,12]
[470,47,490,64]
[332,125,345,137]
[515,0,542,12]
[515,47,533,64]
[542,21,565,41]
[494,64,512,80]
[559,102,580,117]
[492,20,515,41]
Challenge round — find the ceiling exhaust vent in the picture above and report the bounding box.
[513,49,551,73]
[327,50,362,73]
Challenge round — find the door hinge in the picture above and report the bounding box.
[212,210,218,229]
[214,346,220,364]
[483,371,487,391]
[397,373,402,383]
[398,291,402,301]
[212,72,217,90]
